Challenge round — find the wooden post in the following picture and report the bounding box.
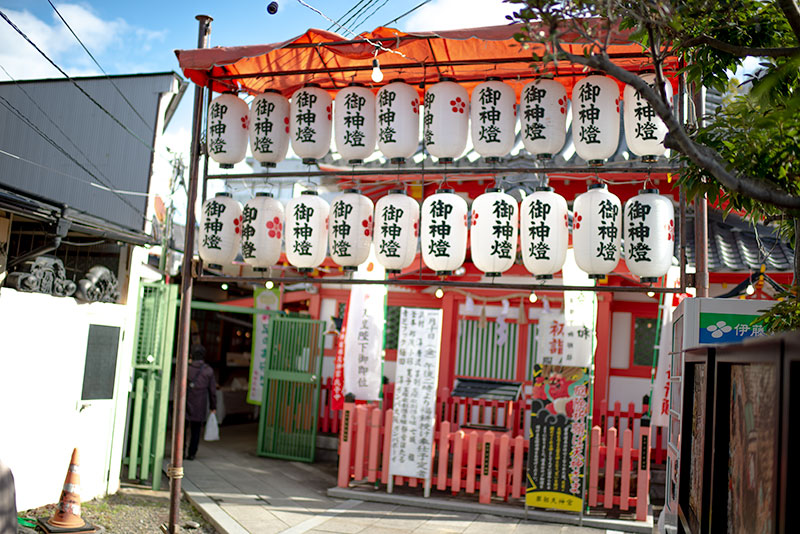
[337,401,355,488]
[589,426,601,506]
[381,409,392,485]
[621,428,632,510]
[354,405,367,480]
[593,294,612,426]
[604,427,617,509]
[479,432,494,504]
[367,407,380,482]
[437,422,450,490]
[497,434,509,500]
[637,422,651,521]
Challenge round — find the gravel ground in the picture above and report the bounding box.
[19,484,219,534]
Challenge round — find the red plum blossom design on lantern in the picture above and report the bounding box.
[573,213,582,230]
[233,215,242,234]
[450,97,466,114]
[267,216,283,239]
[411,98,419,114]
[361,214,373,237]
[666,219,674,241]
[241,116,249,130]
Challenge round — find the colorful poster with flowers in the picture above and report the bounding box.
[526,364,591,513]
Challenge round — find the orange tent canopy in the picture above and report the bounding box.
[175,20,678,99]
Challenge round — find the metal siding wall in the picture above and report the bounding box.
[455,319,518,380]
[0,74,176,231]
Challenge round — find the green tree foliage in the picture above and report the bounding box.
[508,0,800,331]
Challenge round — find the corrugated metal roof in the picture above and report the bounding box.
[0,72,182,232]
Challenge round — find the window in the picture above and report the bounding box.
[633,317,658,367]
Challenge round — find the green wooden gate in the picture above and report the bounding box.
[124,282,178,490]
[256,316,325,462]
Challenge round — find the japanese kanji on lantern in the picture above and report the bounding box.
[199,192,243,269]
[241,192,284,271]
[421,188,468,275]
[249,90,290,168]
[572,75,620,165]
[423,79,469,164]
[376,80,419,164]
[624,189,675,282]
[329,189,374,270]
[470,188,518,277]
[285,190,330,272]
[374,189,419,273]
[623,73,673,162]
[290,84,332,164]
[572,183,621,278]
[521,79,568,159]
[470,79,516,162]
[520,186,568,278]
[207,92,249,168]
[334,84,376,164]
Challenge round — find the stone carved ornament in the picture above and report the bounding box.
[7,256,76,297]
[75,265,119,303]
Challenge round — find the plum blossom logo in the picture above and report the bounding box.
[411,98,419,114]
[241,116,250,130]
[666,219,674,241]
[413,220,419,237]
[558,97,566,114]
[233,215,242,234]
[573,213,582,230]
[563,212,568,227]
[706,320,733,339]
[266,216,282,239]
[326,105,332,121]
[283,116,290,133]
[471,211,479,227]
[450,97,466,114]
[361,215,373,237]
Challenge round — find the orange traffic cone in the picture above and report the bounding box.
[38,448,97,533]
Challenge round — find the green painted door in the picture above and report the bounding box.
[124,282,178,490]
[257,316,325,462]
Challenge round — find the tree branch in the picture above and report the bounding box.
[777,0,800,42]
[680,34,800,57]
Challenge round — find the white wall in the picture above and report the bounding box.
[0,287,135,511]
[608,375,652,413]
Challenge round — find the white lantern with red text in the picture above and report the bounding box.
[520,186,569,278]
[470,79,516,161]
[423,79,469,163]
[376,80,420,164]
[572,183,621,277]
[290,84,332,163]
[624,189,674,282]
[249,90,290,167]
[470,188,518,276]
[329,189,374,270]
[624,73,673,161]
[207,93,249,168]
[572,75,620,165]
[241,193,284,270]
[285,191,330,272]
[421,188,468,274]
[334,84,376,164]
[199,192,243,268]
[374,190,419,273]
[521,79,568,159]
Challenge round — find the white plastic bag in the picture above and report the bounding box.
[204,412,220,441]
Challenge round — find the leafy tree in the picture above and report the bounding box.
[508,0,800,331]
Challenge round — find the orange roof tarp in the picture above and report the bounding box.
[175,21,678,98]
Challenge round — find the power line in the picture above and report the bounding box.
[351,0,391,33]
[327,0,370,31]
[340,0,379,31]
[380,0,431,27]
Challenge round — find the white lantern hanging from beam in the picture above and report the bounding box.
[624,189,674,282]
[376,80,420,164]
[199,192,243,269]
[623,73,673,162]
[520,186,568,278]
[470,79,516,162]
[572,75,620,165]
[290,84,332,164]
[374,189,419,273]
[520,79,567,159]
[572,183,621,278]
[470,188,518,276]
[242,192,284,271]
[329,189,374,270]
[423,79,468,164]
[334,84,377,164]
[249,90,290,168]
[421,188,468,275]
[207,93,249,168]
[285,190,330,272]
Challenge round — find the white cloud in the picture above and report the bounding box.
[400,0,517,32]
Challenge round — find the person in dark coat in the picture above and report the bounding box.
[186,344,217,460]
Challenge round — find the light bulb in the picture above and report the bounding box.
[529,292,538,303]
[646,291,655,298]
[266,280,274,290]
[221,283,229,291]
[435,287,444,299]
[371,59,384,83]
[746,284,755,295]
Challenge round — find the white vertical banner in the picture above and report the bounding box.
[389,307,443,480]
[343,248,387,401]
[652,265,681,427]
[535,311,565,365]
[562,249,597,366]
[247,287,281,405]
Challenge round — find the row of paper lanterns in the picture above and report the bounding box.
[206,74,673,169]
[199,186,674,282]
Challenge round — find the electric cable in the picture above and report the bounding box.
[380,0,431,27]
[339,0,378,32]
[327,0,370,31]
[351,0,391,34]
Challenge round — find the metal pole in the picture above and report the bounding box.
[691,85,709,297]
[167,14,212,534]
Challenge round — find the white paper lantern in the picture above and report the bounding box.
[573,184,621,277]
[374,189,419,273]
[572,75,620,165]
[199,192,243,268]
[421,188,468,274]
[520,186,569,278]
[470,79,516,161]
[241,193,284,270]
[624,73,673,161]
[624,189,674,282]
[329,189,374,270]
[249,90,290,168]
[334,84,377,164]
[207,93,249,168]
[470,188,518,276]
[285,191,330,272]
[290,84,332,163]
[423,79,469,163]
[376,80,420,164]
[521,79,567,159]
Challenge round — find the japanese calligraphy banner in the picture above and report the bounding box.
[652,266,681,427]
[562,249,596,367]
[536,311,566,365]
[343,251,386,401]
[247,286,281,404]
[389,307,443,479]
[526,364,591,513]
